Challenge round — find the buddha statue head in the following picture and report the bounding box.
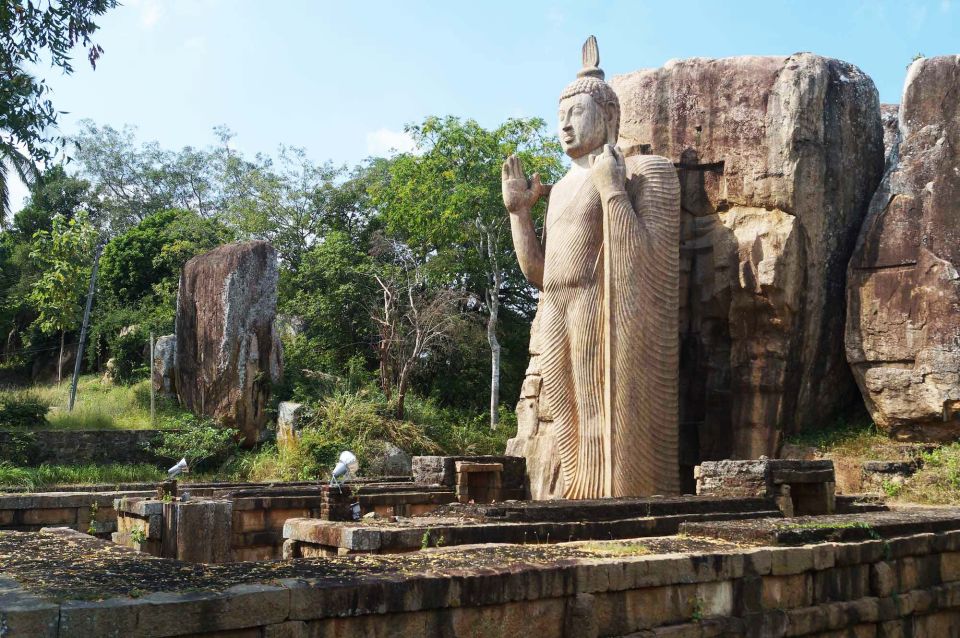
[558,36,620,160]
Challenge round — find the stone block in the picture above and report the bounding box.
[769,547,815,576]
[742,548,773,576]
[886,533,934,559]
[0,578,59,638]
[166,499,234,563]
[136,584,290,634]
[871,561,897,597]
[21,508,75,526]
[58,597,145,637]
[276,401,305,452]
[941,551,960,583]
[341,527,381,552]
[264,620,309,638]
[235,509,267,533]
[762,574,812,610]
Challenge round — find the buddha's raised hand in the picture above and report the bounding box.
[502,154,545,213]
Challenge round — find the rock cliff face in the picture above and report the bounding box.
[846,56,960,441]
[509,54,884,497]
[175,241,282,446]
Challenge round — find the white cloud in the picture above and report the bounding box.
[365,128,417,156]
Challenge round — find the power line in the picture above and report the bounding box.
[0,343,73,357]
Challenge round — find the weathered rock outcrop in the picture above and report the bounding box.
[846,56,960,441]
[175,241,282,446]
[152,334,176,398]
[510,54,884,496]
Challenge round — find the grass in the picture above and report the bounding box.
[785,413,899,459]
[1,375,187,430]
[0,461,166,490]
[896,442,960,505]
[786,413,960,506]
[0,381,518,488]
[578,541,651,557]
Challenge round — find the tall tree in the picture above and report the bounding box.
[28,212,97,382]
[371,238,464,419]
[373,116,562,427]
[1,0,119,218]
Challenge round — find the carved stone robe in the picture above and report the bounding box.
[536,152,680,498]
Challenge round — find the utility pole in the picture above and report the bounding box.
[149,331,156,424]
[68,242,104,412]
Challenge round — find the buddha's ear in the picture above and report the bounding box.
[604,102,620,144]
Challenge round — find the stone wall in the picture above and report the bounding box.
[7,526,960,636]
[0,429,164,465]
[0,491,148,536]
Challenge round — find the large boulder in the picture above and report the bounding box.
[152,334,176,398]
[175,241,283,446]
[846,56,960,441]
[509,54,884,496]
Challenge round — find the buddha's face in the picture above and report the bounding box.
[558,93,608,160]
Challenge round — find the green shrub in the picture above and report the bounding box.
[0,431,37,464]
[0,390,49,428]
[148,414,240,471]
[108,327,149,385]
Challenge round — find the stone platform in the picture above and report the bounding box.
[112,482,458,562]
[5,508,960,636]
[282,496,783,556]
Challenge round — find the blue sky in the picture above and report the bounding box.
[10,0,958,209]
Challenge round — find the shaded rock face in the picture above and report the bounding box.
[152,334,176,398]
[175,241,282,446]
[880,104,900,165]
[510,54,884,497]
[611,54,884,472]
[846,56,960,441]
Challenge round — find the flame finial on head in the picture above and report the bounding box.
[560,36,619,113]
[578,35,603,80]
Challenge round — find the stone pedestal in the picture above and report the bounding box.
[454,462,503,504]
[696,459,836,516]
[162,499,233,563]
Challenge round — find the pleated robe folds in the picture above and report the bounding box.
[537,152,681,499]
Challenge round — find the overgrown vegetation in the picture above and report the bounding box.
[786,412,960,505]
[0,389,48,427]
[146,415,240,471]
[0,375,186,430]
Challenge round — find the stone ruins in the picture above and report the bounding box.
[3,46,960,638]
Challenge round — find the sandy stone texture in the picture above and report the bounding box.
[846,55,960,441]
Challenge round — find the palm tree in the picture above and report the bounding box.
[0,142,38,229]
